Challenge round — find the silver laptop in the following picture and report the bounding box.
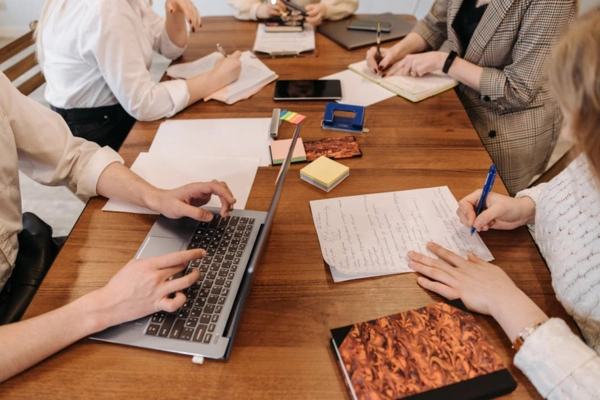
[90,125,302,360]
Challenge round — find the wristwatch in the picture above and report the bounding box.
[443,51,458,74]
[512,321,546,351]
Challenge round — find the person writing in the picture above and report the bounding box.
[406,8,600,398]
[36,0,242,151]
[227,0,358,26]
[366,0,576,195]
[0,71,236,382]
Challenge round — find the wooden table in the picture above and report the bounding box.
[2,16,571,399]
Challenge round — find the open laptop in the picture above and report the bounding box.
[90,125,302,361]
[317,13,415,50]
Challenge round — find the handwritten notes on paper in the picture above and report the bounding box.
[309,186,493,282]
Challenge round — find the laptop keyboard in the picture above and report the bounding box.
[144,214,255,344]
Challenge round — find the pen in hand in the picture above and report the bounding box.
[470,164,497,235]
[375,23,382,71]
[216,43,228,57]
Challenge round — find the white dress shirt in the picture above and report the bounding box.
[0,72,123,291]
[226,0,358,21]
[513,154,600,399]
[41,0,190,121]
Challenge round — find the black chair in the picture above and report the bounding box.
[0,213,65,325]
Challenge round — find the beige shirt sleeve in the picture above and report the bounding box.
[0,72,123,289]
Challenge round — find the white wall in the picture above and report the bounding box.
[2,0,599,37]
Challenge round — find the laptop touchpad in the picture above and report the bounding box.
[136,236,185,259]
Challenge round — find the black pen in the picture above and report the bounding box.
[216,43,228,57]
[375,23,382,71]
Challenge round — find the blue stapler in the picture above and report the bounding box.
[321,102,368,134]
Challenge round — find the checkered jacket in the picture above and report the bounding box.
[413,0,576,195]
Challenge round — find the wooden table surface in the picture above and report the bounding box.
[2,16,571,400]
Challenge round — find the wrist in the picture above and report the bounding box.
[442,50,458,74]
[490,288,548,343]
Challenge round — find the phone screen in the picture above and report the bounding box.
[347,20,392,33]
[274,80,342,101]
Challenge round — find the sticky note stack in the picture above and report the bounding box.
[269,138,307,165]
[300,156,349,192]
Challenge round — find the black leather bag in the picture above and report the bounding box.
[0,212,64,325]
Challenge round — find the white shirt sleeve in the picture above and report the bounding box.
[83,2,189,121]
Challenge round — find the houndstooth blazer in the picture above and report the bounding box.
[413,0,577,195]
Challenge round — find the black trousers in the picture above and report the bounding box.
[51,104,136,151]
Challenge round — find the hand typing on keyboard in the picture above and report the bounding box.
[90,249,204,326]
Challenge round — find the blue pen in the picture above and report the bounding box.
[470,164,497,235]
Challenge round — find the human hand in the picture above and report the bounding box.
[211,51,242,87]
[366,46,400,74]
[458,190,536,233]
[407,242,523,317]
[256,1,287,19]
[305,3,327,26]
[92,249,203,329]
[392,51,447,77]
[148,180,236,222]
[408,242,549,342]
[166,0,202,32]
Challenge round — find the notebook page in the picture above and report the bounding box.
[310,186,493,281]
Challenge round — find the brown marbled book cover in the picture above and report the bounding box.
[330,302,516,400]
[303,136,362,162]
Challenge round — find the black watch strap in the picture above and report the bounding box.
[443,51,458,74]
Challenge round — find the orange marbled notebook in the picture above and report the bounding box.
[330,302,517,400]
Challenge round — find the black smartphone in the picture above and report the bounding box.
[274,80,342,101]
[281,0,308,16]
[347,19,392,33]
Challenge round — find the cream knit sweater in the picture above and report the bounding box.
[514,154,600,399]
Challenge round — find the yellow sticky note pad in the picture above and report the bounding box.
[300,156,349,192]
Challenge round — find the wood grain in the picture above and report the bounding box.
[2,16,574,400]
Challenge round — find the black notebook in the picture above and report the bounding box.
[317,13,415,50]
[330,302,517,400]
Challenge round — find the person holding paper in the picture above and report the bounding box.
[366,0,576,195]
[407,9,600,398]
[0,70,236,382]
[227,0,358,26]
[36,0,242,151]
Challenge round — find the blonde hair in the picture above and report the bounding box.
[547,7,600,181]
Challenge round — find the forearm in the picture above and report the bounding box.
[95,162,162,210]
[392,33,429,61]
[0,293,106,382]
[165,11,188,48]
[185,69,234,105]
[446,57,482,91]
[490,288,548,343]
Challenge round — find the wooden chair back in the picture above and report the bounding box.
[0,21,44,96]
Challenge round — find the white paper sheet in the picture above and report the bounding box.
[309,186,494,282]
[253,24,315,54]
[167,51,277,104]
[103,153,260,214]
[320,69,395,107]
[148,118,273,166]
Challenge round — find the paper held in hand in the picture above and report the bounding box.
[166,51,277,104]
[348,60,458,103]
[309,186,493,282]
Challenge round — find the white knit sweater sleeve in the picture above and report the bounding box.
[514,319,600,399]
[513,155,600,398]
